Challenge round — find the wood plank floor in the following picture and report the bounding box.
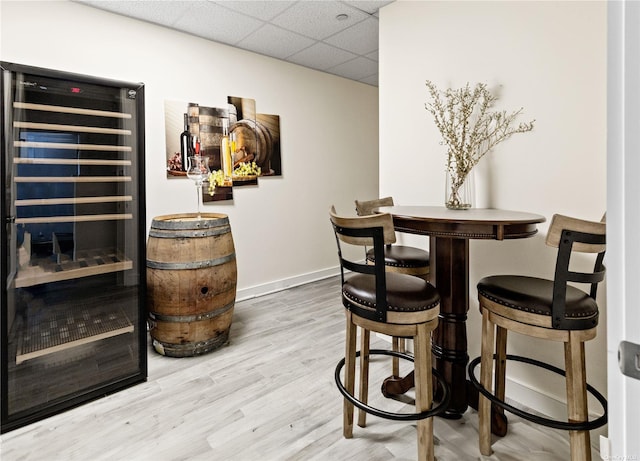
[1,276,599,460]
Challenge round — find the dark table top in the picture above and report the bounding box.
[376,206,546,240]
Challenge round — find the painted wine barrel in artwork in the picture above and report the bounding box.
[146,213,237,357]
[230,118,273,171]
[188,105,227,170]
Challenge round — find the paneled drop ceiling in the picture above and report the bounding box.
[76,0,395,87]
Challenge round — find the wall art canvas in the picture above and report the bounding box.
[164,96,281,203]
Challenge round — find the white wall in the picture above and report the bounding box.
[379,0,607,429]
[0,1,380,298]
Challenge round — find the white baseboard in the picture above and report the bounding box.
[235,267,340,301]
[504,377,567,419]
[495,376,606,452]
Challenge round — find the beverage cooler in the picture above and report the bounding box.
[0,62,147,432]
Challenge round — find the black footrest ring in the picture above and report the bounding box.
[468,354,607,431]
[335,348,450,421]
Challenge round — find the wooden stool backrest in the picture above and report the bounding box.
[330,206,398,322]
[545,214,606,253]
[330,205,396,247]
[355,196,394,216]
[545,213,606,329]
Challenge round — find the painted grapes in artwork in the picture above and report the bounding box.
[164,96,281,202]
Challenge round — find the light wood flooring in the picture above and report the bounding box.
[0,276,599,460]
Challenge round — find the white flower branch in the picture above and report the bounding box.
[425,81,535,208]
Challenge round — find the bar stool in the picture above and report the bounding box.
[355,197,430,281]
[468,214,607,461]
[329,206,449,461]
[355,197,431,384]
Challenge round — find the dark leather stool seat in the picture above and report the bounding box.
[366,245,430,270]
[477,275,599,324]
[344,272,439,316]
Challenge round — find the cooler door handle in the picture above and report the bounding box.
[619,341,640,380]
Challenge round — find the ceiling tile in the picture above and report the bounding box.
[172,2,265,44]
[324,16,378,55]
[327,56,378,80]
[270,1,369,40]
[358,73,379,86]
[214,0,296,21]
[237,24,316,60]
[287,42,358,70]
[79,0,195,27]
[342,0,394,15]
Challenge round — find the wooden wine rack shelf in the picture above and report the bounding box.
[13,121,131,136]
[15,214,133,225]
[15,196,132,207]
[13,101,133,119]
[14,158,131,165]
[14,141,132,152]
[15,248,133,288]
[14,176,132,183]
[15,306,134,365]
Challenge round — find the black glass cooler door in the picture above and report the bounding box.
[1,62,147,432]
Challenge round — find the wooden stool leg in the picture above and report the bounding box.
[343,311,357,439]
[565,332,591,461]
[414,323,434,461]
[392,336,404,377]
[479,308,496,456]
[493,325,508,431]
[358,328,370,428]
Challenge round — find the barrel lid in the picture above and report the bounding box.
[151,213,229,230]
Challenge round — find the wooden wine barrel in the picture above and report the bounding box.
[146,213,237,357]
